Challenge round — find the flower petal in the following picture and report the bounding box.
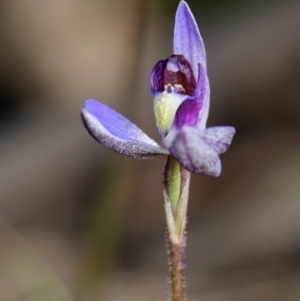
[173,63,210,129]
[150,60,164,94]
[200,126,236,154]
[174,1,207,78]
[164,126,221,176]
[82,99,169,158]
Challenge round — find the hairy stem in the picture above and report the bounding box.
[168,234,186,301]
[164,156,190,301]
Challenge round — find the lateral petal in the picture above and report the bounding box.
[164,126,221,176]
[200,126,236,154]
[82,99,168,158]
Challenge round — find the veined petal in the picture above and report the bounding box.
[200,126,236,154]
[82,99,169,159]
[164,126,221,176]
[174,1,207,79]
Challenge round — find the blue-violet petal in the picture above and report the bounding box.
[150,60,164,94]
[174,63,210,129]
[174,1,207,78]
[163,125,221,176]
[199,126,235,154]
[82,99,169,158]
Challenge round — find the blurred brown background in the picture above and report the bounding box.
[1,0,300,300]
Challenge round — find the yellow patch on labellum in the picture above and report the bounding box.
[154,84,185,133]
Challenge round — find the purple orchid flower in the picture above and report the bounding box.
[81,0,235,177]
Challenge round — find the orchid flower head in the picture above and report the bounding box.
[81,0,235,177]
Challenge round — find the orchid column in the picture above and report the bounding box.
[81,1,235,301]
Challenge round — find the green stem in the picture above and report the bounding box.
[164,156,181,213]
